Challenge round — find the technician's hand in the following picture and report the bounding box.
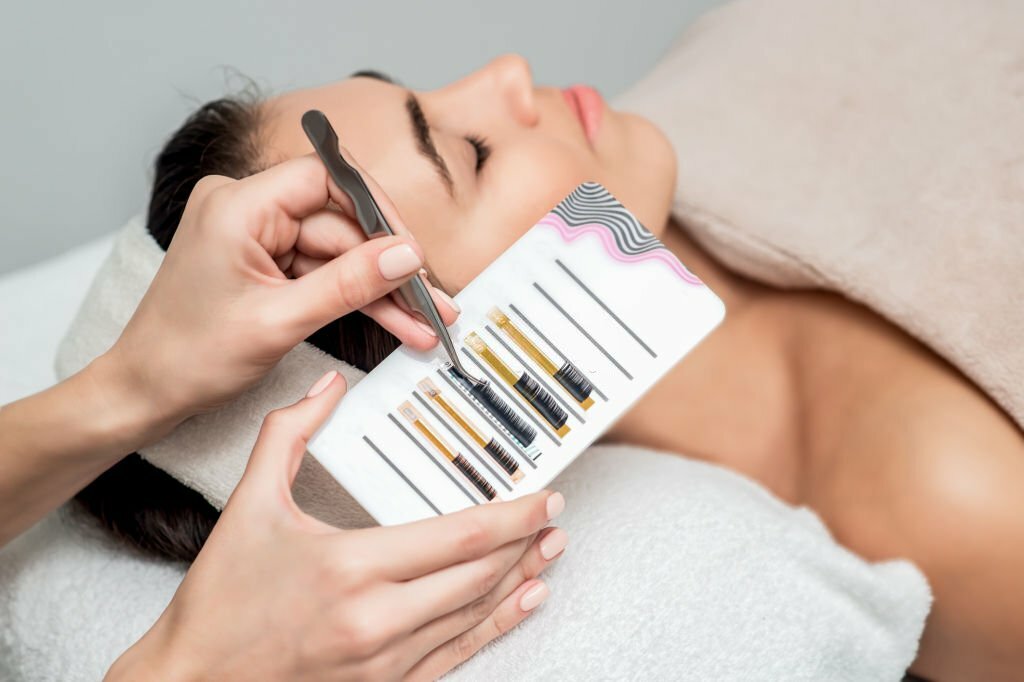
[107,371,567,682]
[108,152,458,433]
[0,152,461,546]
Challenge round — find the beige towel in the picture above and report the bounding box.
[616,0,1024,429]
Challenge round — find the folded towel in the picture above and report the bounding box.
[0,445,930,681]
[615,0,1024,430]
[53,216,376,528]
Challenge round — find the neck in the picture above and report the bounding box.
[656,218,761,311]
[603,219,805,502]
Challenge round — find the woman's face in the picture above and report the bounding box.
[262,54,676,293]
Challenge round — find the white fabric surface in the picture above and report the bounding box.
[0,234,114,405]
[0,231,930,680]
[2,448,929,682]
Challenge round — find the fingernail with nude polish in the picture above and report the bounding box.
[378,244,422,280]
[306,370,337,398]
[433,287,461,314]
[520,582,549,611]
[546,492,565,521]
[540,528,568,560]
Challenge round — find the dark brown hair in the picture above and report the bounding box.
[74,86,401,562]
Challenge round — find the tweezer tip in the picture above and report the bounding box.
[444,361,485,387]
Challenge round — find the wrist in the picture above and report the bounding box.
[106,618,201,682]
[85,348,183,455]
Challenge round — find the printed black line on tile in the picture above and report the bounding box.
[387,413,479,504]
[412,391,514,492]
[508,303,608,401]
[436,368,540,469]
[555,259,657,358]
[460,348,562,446]
[484,325,585,424]
[362,436,440,515]
[533,283,633,380]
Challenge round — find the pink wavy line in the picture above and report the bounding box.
[538,214,703,285]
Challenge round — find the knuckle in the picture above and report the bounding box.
[518,549,537,583]
[261,407,293,433]
[193,174,224,195]
[456,520,490,557]
[449,629,479,664]
[319,540,372,589]
[294,158,325,189]
[197,181,234,219]
[325,551,372,589]
[489,603,518,636]
[335,264,377,312]
[473,560,503,599]
[251,303,281,332]
[335,610,388,659]
[360,651,399,681]
[468,594,492,624]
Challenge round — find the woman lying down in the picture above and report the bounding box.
[69,54,1022,682]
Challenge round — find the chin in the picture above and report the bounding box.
[605,112,677,236]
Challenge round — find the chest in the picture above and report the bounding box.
[606,288,1008,506]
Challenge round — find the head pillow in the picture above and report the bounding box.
[615,0,1024,429]
[56,216,374,527]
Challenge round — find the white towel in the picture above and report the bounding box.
[53,216,378,529]
[0,445,930,681]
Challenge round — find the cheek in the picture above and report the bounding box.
[438,144,595,290]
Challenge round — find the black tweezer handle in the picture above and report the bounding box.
[301,109,394,238]
[300,109,484,385]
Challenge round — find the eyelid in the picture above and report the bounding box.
[465,134,491,175]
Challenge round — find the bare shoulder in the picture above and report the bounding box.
[819,330,1024,681]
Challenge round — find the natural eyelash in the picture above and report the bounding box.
[466,134,491,173]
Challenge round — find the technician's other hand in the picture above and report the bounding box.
[107,371,566,681]
[108,153,458,432]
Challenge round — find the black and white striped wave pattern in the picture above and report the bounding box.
[550,182,664,257]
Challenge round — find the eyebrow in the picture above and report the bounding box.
[405,93,455,198]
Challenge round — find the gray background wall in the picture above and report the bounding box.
[0,0,722,275]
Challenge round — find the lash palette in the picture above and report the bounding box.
[308,182,725,525]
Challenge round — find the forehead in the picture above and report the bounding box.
[260,78,456,232]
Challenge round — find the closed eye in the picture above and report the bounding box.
[466,134,491,174]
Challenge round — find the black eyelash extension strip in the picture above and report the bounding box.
[553,362,593,405]
[488,307,594,408]
[448,368,538,447]
[399,401,497,501]
[451,455,496,501]
[418,379,524,482]
[465,332,570,437]
[513,373,568,431]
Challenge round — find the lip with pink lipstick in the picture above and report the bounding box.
[561,85,604,145]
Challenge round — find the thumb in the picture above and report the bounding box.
[237,370,348,511]
[275,234,424,337]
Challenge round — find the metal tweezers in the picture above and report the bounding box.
[301,109,483,385]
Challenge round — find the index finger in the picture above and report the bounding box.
[228,154,336,224]
[351,490,565,582]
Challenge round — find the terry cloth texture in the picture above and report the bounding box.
[1,446,930,681]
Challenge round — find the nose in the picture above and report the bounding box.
[459,54,539,128]
[487,54,538,126]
